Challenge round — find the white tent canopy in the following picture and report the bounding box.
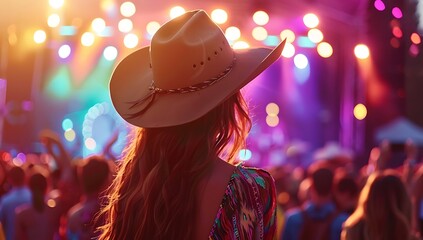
[375,117,423,145]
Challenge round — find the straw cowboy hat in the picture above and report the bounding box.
[110,9,286,128]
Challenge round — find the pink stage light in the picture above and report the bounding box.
[392,7,403,19]
[374,0,385,11]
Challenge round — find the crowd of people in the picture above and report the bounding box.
[270,140,423,240]
[0,131,114,240]
[0,135,422,240]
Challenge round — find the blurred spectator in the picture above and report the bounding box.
[67,156,111,240]
[0,166,31,240]
[281,166,348,240]
[313,142,354,173]
[269,165,304,240]
[14,172,62,240]
[342,170,419,240]
[333,170,359,215]
[40,130,84,238]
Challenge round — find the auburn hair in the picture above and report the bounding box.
[344,170,413,240]
[98,91,251,239]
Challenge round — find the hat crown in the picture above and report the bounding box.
[109,8,285,128]
[150,10,234,90]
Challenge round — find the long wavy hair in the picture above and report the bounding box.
[344,170,413,240]
[98,91,251,239]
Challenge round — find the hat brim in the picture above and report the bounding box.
[110,40,286,128]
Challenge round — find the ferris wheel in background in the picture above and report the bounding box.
[81,102,130,159]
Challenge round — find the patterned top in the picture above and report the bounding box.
[209,165,277,240]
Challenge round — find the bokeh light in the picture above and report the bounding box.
[12,158,24,166]
[297,36,315,48]
[392,26,403,38]
[354,44,370,59]
[34,30,47,44]
[282,42,295,58]
[85,137,97,150]
[47,14,61,28]
[238,149,252,161]
[123,33,139,48]
[253,11,269,26]
[47,199,57,208]
[2,152,12,162]
[60,26,76,36]
[146,21,160,36]
[252,27,268,41]
[392,7,403,19]
[232,41,250,49]
[62,118,73,131]
[409,44,419,57]
[317,42,333,58]
[294,54,309,69]
[278,192,290,205]
[81,32,95,46]
[101,0,115,14]
[353,103,367,120]
[280,29,296,43]
[170,6,185,19]
[374,0,385,11]
[58,44,71,59]
[118,19,133,33]
[266,103,280,116]
[266,115,279,127]
[211,9,228,24]
[49,0,64,9]
[92,18,106,34]
[64,129,76,142]
[308,28,324,43]
[17,153,26,163]
[303,13,319,28]
[264,35,281,47]
[103,46,118,61]
[411,33,421,44]
[225,26,241,41]
[120,1,136,17]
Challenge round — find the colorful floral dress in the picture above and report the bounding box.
[209,165,277,240]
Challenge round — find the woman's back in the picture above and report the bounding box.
[208,164,276,239]
[196,160,277,239]
[14,172,61,240]
[195,158,236,239]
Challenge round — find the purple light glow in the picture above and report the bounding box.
[16,153,26,162]
[21,101,33,111]
[392,7,403,19]
[374,0,385,11]
[409,44,419,57]
[0,79,6,88]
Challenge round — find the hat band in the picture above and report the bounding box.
[126,56,237,119]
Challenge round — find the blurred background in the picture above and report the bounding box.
[1,0,423,169]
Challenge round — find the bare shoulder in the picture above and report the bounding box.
[214,158,237,174]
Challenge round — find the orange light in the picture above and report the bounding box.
[411,33,421,44]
